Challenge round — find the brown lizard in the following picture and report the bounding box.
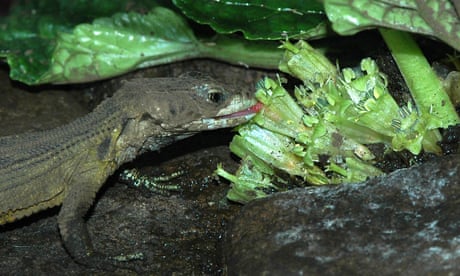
[0,75,258,269]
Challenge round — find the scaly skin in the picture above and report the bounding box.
[0,75,255,269]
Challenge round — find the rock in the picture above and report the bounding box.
[224,154,460,275]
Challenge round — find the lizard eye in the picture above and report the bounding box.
[206,85,229,104]
[208,91,225,103]
[194,83,229,104]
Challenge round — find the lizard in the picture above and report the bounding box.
[0,75,259,269]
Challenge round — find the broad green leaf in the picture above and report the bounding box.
[173,0,327,40]
[1,0,283,84]
[324,0,460,51]
[415,0,460,51]
[40,7,201,83]
[0,0,160,84]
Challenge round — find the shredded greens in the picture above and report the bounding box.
[216,40,459,204]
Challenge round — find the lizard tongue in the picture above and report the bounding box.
[183,102,263,131]
[218,102,263,119]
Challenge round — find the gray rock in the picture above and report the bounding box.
[225,154,460,275]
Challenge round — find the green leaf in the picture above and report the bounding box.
[215,159,283,204]
[0,0,161,84]
[414,0,460,54]
[173,0,328,40]
[1,1,283,84]
[324,0,460,51]
[40,7,201,83]
[279,40,337,84]
[198,35,283,69]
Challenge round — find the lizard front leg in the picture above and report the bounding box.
[56,149,130,270]
[57,165,111,268]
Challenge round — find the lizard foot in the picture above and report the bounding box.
[119,168,184,194]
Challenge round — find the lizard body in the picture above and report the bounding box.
[0,76,256,268]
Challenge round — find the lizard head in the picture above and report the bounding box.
[122,75,258,131]
[115,75,260,153]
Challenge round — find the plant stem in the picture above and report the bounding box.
[379,28,460,129]
[198,35,283,69]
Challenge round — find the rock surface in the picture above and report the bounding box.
[225,154,460,275]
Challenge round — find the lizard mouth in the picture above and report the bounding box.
[182,102,263,131]
[216,102,263,119]
[203,101,263,129]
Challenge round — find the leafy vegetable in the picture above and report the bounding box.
[0,1,283,84]
[324,0,460,51]
[40,7,202,83]
[0,0,158,84]
[173,0,327,40]
[3,0,460,84]
[217,40,458,204]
